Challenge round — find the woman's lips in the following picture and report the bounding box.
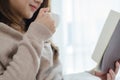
[30,4,38,12]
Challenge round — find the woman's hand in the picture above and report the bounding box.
[35,8,56,33]
[95,61,120,80]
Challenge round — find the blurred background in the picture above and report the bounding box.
[51,0,120,79]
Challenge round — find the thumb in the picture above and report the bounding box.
[39,8,49,15]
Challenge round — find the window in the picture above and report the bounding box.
[51,0,120,79]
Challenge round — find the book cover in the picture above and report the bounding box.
[92,10,120,73]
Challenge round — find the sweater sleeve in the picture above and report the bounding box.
[36,42,63,80]
[0,22,53,80]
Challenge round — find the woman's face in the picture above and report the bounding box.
[9,0,43,19]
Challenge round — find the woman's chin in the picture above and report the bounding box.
[25,13,34,19]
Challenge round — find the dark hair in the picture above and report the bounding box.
[0,0,50,32]
[0,0,25,32]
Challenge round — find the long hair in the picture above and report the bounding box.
[0,0,24,32]
[0,0,50,32]
[0,0,59,64]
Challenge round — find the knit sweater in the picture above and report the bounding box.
[0,22,62,80]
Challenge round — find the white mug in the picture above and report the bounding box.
[51,13,60,28]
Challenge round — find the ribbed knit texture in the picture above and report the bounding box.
[0,22,62,80]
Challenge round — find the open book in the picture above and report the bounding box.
[92,10,120,73]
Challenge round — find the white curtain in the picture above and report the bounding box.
[51,0,120,78]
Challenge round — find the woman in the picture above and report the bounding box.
[0,0,62,80]
[0,0,119,80]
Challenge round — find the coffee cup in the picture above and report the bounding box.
[51,13,60,27]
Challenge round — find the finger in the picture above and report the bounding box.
[40,8,49,13]
[95,71,104,76]
[107,73,112,80]
[115,61,120,74]
[109,69,115,80]
[39,8,50,16]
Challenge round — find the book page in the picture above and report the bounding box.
[100,20,120,73]
[92,10,120,73]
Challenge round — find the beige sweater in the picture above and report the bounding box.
[0,22,62,80]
